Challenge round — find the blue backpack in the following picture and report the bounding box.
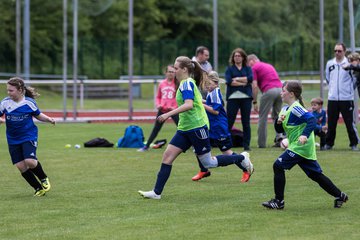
[117,125,145,148]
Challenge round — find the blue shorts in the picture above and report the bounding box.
[274,149,322,176]
[170,126,211,155]
[8,141,38,164]
[212,136,232,152]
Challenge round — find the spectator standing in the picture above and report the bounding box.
[225,48,253,150]
[324,43,359,151]
[137,65,179,152]
[247,54,283,148]
[192,46,213,99]
[192,46,213,73]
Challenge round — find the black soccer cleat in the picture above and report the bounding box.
[334,192,348,208]
[262,198,285,210]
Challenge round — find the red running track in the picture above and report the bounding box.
[42,110,359,123]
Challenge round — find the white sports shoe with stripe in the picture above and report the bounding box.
[138,190,161,200]
[240,152,254,175]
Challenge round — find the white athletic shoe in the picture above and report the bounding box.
[240,152,254,175]
[138,190,161,200]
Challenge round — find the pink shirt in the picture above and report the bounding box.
[155,78,178,112]
[252,61,282,93]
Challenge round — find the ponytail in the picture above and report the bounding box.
[298,95,305,108]
[24,86,40,99]
[283,80,304,107]
[8,77,40,99]
[175,56,206,88]
[191,60,207,88]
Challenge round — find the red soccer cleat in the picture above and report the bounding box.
[240,171,251,183]
[191,171,211,181]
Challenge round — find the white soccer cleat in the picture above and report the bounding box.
[240,152,254,175]
[138,190,161,200]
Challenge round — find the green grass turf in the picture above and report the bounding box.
[0,122,359,239]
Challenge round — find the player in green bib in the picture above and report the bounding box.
[262,81,348,209]
[138,56,254,200]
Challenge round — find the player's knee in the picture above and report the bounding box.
[25,158,37,168]
[15,161,28,173]
[162,149,178,165]
[273,161,283,173]
[307,171,322,181]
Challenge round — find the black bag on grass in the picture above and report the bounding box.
[231,128,244,147]
[84,138,114,148]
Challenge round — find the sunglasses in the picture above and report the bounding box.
[334,50,343,53]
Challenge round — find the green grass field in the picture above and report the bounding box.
[0,122,359,239]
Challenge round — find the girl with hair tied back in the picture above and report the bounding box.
[262,80,348,209]
[138,56,254,200]
[0,77,55,197]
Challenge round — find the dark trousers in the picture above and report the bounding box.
[326,100,359,147]
[145,110,179,148]
[314,129,326,147]
[226,98,252,149]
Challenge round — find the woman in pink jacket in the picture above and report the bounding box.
[138,65,179,151]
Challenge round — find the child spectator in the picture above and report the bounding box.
[310,97,327,150]
[344,52,360,96]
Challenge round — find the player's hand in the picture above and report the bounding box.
[321,125,328,133]
[277,115,285,124]
[253,103,259,113]
[342,64,351,69]
[49,117,56,125]
[157,114,169,123]
[0,118,4,124]
[298,135,308,144]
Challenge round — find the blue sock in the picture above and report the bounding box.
[216,154,244,168]
[232,152,247,172]
[154,163,172,195]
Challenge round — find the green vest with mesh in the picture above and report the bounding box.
[281,101,317,160]
[176,78,209,131]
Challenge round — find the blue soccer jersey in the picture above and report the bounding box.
[311,109,327,132]
[0,96,41,144]
[205,87,230,139]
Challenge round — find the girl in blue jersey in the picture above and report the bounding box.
[138,56,254,200]
[191,71,252,183]
[0,77,55,197]
[262,81,348,209]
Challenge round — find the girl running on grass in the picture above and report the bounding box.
[191,71,252,183]
[138,56,254,200]
[262,80,348,209]
[0,77,55,197]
